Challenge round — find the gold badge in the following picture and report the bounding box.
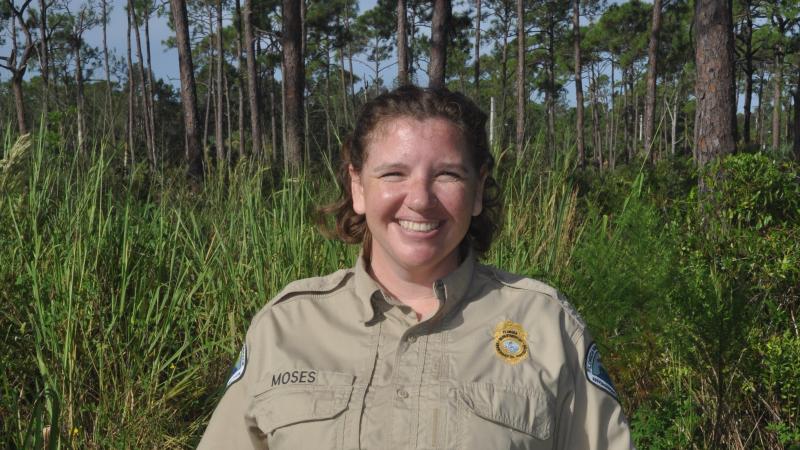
[493,320,529,364]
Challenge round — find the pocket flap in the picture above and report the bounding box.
[249,371,355,434]
[458,383,554,440]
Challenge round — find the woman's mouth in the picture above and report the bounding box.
[398,220,441,232]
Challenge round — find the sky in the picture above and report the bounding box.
[2,0,380,88]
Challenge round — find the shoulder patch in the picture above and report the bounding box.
[226,344,247,388]
[585,342,619,401]
[271,270,352,306]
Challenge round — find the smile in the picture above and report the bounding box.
[398,220,441,232]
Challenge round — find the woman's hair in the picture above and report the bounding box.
[320,85,501,255]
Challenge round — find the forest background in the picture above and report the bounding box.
[1,0,799,448]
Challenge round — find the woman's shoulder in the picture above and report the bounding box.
[474,263,587,332]
[250,268,355,320]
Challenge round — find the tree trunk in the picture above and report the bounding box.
[622,70,629,163]
[144,1,156,152]
[102,0,113,134]
[608,58,616,169]
[793,75,800,160]
[546,23,556,156]
[74,33,85,155]
[474,0,481,96]
[170,0,204,181]
[429,0,450,88]
[742,4,753,145]
[234,0,245,160]
[39,0,49,115]
[3,8,35,136]
[244,0,263,159]
[573,0,585,168]
[515,0,525,158]
[772,52,783,151]
[694,0,737,181]
[397,0,408,85]
[269,65,278,163]
[644,0,662,162]
[215,0,225,162]
[129,0,156,170]
[500,8,510,150]
[12,73,27,135]
[283,0,305,172]
[127,5,135,168]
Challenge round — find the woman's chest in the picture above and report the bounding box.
[248,312,567,450]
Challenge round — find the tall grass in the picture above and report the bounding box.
[0,129,584,447]
[6,127,795,448]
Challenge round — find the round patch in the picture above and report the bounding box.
[493,320,529,364]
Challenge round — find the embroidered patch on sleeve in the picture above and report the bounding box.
[226,344,247,388]
[585,342,619,401]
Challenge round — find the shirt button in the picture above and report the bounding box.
[397,388,409,399]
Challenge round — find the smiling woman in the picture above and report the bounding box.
[198,86,634,450]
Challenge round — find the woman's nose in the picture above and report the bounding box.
[405,177,438,211]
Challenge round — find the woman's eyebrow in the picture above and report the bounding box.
[438,163,469,172]
[371,162,408,172]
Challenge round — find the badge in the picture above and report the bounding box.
[585,342,619,401]
[493,320,529,364]
[226,344,247,388]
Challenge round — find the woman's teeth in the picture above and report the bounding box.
[399,220,440,232]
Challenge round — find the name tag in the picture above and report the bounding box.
[271,370,318,386]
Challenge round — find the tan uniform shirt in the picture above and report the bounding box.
[198,254,634,449]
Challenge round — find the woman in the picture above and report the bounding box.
[199,86,634,449]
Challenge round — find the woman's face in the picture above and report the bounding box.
[350,116,487,280]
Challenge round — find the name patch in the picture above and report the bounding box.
[271,370,318,386]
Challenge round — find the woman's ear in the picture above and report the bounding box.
[472,165,489,216]
[349,164,365,215]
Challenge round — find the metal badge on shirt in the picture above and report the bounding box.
[226,344,247,388]
[585,342,619,401]
[493,320,529,364]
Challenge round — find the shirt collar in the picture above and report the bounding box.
[354,250,477,325]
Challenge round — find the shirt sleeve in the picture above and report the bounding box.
[554,329,635,450]
[197,332,268,450]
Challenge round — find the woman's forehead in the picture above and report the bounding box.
[363,116,468,157]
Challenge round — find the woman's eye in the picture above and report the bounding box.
[439,171,463,180]
[380,172,403,180]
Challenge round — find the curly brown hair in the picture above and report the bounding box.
[319,85,501,256]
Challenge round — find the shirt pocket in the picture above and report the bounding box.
[454,382,555,450]
[248,371,355,450]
